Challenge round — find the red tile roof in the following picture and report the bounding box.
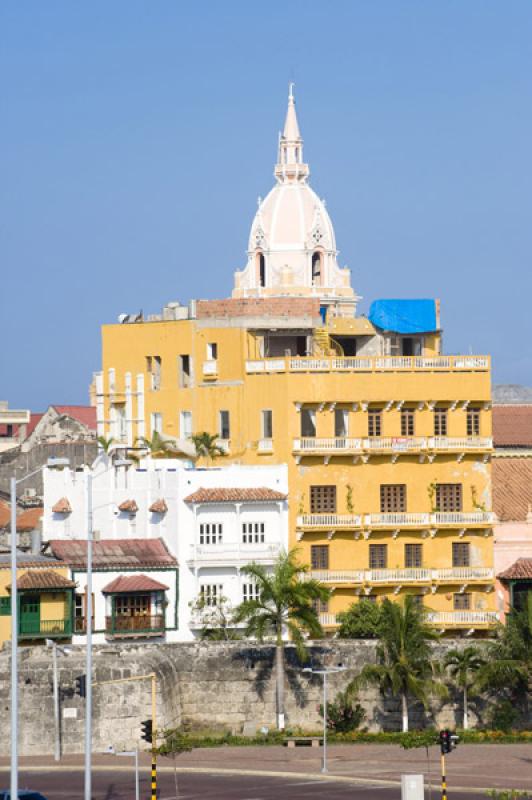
[184,487,287,504]
[118,499,138,513]
[52,497,72,514]
[493,405,532,448]
[0,500,10,529]
[13,569,76,591]
[48,538,177,569]
[102,574,169,593]
[498,558,532,581]
[492,458,532,522]
[52,405,97,431]
[149,499,168,513]
[16,507,43,532]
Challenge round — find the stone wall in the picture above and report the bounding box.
[0,441,98,499]
[0,639,508,757]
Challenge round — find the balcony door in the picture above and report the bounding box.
[20,594,40,635]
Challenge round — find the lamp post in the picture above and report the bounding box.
[84,467,93,800]
[46,639,71,761]
[302,665,347,773]
[10,457,70,800]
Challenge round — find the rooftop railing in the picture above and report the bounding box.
[246,355,490,374]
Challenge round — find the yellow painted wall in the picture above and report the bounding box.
[0,566,72,646]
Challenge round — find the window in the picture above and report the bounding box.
[199,522,223,545]
[207,342,218,361]
[369,544,388,569]
[179,355,192,388]
[262,409,273,439]
[242,583,261,602]
[146,355,162,390]
[467,407,480,436]
[310,485,337,513]
[410,595,423,607]
[242,522,265,544]
[380,484,406,513]
[434,407,448,436]
[151,412,163,435]
[311,252,322,286]
[312,598,329,614]
[436,484,462,512]
[311,544,329,569]
[368,409,382,437]
[258,253,266,287]
[200,584,223,606]
[301,408,316,438]
[219,410,230,440]
[334,409,349,437]
[453,593,471,610]
[405,543,422,568]
[0,597,11,615]
[75,592,95,632]
[115,594,150,617]
[452,542,470,567]
[180,410,192,439]
[401,409,415,436]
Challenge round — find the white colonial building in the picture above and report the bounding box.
[42,456,289,641]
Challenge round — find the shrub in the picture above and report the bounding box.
[488,699,520,732]
[337,599,382,638]
[319,690,366,732]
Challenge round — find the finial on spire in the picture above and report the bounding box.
[288,81,295,101]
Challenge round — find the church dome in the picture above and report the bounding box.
[233,87,357,310]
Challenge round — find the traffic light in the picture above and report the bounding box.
[75,675,86,698]
[439,729,459,754]
[141,719,153,743]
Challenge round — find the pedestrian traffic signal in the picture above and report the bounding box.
[141,718,153,743]
[75,674,86,698]
[439,729,459,754]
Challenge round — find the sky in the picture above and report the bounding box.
[2,1,531,410]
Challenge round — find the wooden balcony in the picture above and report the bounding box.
[19,618,72,638]
[105,614,165,638]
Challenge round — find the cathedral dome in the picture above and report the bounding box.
[233,86,358,311]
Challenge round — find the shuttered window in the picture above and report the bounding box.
[404,544,422,568]
[310,485,337,513]
[436,484,462,512]
[311,545,329,569]
[380,484,406,513]
[369,544,388,569]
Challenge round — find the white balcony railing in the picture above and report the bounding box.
[297,514,363,529]
[202,360,218,377]
[258,438,274,453]
[307,570,366,584]
[426,611,499,627]
[293,437,363,453]
[368,568,432,584]
[319,613,339,627]
[365,512,493,528]
[365,513,431,527]
[432,512,494,526]
[433,567,494,582]
[189,543,281,565]
[293,436,492,456]
[307,567,493,586]
[245,355,490,374]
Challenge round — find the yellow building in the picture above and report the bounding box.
[0,553,75,646]
[95,89,496,634]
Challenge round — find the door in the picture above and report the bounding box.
[20,594,40,635]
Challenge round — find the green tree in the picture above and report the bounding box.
[97,435,115,453]
[444,645,486,729]
[132,431,189,460]
[337,599,382,639]
[190,431,226,462]
[233,548,330,730]
[347,596,446,732]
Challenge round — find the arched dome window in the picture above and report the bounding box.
[256,252,266,287]
[311,251,322,286]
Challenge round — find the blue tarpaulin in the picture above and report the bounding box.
[368,299,438,334]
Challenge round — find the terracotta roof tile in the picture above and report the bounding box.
[149,499,168,513]
[52,497,72,514]
[493,405,532,448]
[184,487,287,504]
[48,538,177,569]
[118,499,138,513]
[52,405,97,431]
[12,569,76,591]
[16,507,43,532]
[492,458,532,521]
[498,558,532,581]
[102,574,169,593]
[0,500,10,529]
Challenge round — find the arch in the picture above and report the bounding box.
[256,251,266,287]
[311,251,323,286]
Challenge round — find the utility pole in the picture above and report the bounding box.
[84,469,93,800]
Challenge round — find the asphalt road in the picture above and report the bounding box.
[11,768,494,799]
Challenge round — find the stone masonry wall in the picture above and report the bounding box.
[0,639,511,757]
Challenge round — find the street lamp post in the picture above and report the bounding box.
[10,457,70,799]
[46,639,71,761]
[303,665,347,773]
[84,467,93,800]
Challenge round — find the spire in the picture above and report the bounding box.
[275,84,309,184]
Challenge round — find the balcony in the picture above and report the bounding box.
[19,618,72,638]
[365,512,494,529]
[297,514,362,530]
[365,513,430,528]
[246,355,490,374]
[188,543,281,567]
[258,438,274,453]
[307,569,366,584]
[293,436,492,459]
[105,614,165,638]
[202,360,218,379]
[426,611,499,629]
[307,567,493,587]
[318,613,339,628]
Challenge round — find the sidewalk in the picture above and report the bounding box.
[2,743,532,793]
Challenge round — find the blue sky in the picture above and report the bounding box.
[2,1,531,409]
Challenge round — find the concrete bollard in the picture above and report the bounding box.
[401,774,424,799]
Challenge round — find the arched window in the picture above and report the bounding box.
[257,252,266,287]
[311,251,322,286]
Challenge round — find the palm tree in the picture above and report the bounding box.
[444,645,486,729]
[190,431,226,462]
[233,549,330,731]
[347,596,446,732]
[132,431,189,460]
[97,435,115,453]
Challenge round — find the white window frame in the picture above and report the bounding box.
[219,410,230,440]
[180,410,192,439]
[200,583,223,606]
[242,521,265,544]
[261,409,273,439]
[151,412,163,435]
[199,522,223,545]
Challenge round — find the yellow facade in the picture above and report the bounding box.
[98,312,496,634]
[0,564,74,646]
